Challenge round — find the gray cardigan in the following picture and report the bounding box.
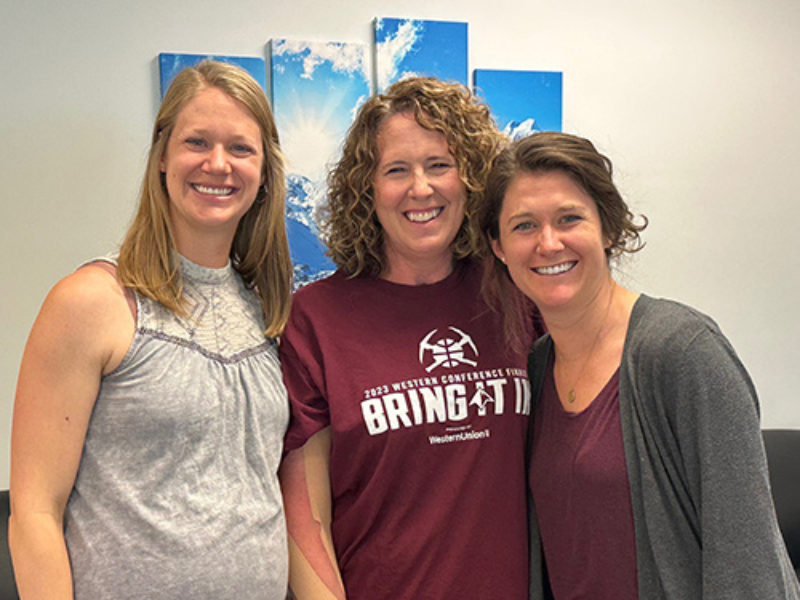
[527,295,799,599]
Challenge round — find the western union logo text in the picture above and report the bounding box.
[429,429,491,444]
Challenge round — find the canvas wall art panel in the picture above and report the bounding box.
[474,69,563,138]
[158,53,267,96]
[374,18,468,92]
[270,39,371,286]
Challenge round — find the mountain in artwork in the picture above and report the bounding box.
[284,173,336,287]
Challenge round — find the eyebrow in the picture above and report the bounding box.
[506,210,535,222]
[178,127,259,143]
[559,202,588,212]
[505,202,589,221]
[378,152,453,165]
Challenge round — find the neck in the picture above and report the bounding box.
[543,280,635,361]
[381,253,456,286]
[175,232,233,269]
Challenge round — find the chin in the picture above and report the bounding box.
[526,290,576,311]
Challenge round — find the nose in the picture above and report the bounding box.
[536,225,564,254]
[409,168,433,199]
[203,144,232,174]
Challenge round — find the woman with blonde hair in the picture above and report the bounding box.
[279,76,543,600]
[10,60,293,599]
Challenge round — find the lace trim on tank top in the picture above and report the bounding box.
[136,255,272,361]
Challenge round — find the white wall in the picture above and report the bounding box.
[2,0,799,489]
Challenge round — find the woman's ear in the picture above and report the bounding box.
[491,238,506,264]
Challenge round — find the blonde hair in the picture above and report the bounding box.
[117,60,292,337]
[322,76,506,277]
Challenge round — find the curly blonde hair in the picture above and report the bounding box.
[322,76,505,277]
[117,60,292,337]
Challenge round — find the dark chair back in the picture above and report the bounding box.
[762,429,800,576]
[0,491,19,599]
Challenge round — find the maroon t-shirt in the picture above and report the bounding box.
[529,356,638,599]
[281,261,535,599]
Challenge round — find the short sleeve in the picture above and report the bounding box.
[279,307,331,453]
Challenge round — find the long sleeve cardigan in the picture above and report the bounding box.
[527,295,799,599]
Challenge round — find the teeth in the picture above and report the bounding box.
[534,262,575,275]
[405,207,442,223]
[193,184,234,196]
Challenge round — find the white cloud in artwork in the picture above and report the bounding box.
[503,118,540,140]
[165,55,183,78]
[374,19,423,91]
[350,94,369,120]
[273,39,369,81]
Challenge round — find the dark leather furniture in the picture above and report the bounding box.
[762,428,800,577]
[0,491,19,600]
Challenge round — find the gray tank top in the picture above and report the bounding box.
[64,256,289,599]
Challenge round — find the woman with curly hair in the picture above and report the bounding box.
[483,132,799,599]
[10,60,292,599]
[278,77,542,599]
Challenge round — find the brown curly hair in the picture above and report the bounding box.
[321,76,506,277]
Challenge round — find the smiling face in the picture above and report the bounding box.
[372,112,467,283]
[160,86,264,256]
[491,170,613,315]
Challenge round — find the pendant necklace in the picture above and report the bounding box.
[564,286,616,404]
[566,325,603,403]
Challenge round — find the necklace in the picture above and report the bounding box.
[562,287,616,404]
[565,325,604,403]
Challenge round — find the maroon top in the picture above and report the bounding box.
[281,261,537,599]
[529,355,638,599]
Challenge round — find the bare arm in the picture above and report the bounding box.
[9,265,134,600]
[280,427,346,600]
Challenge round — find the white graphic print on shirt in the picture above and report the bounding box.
[361,325,530,440]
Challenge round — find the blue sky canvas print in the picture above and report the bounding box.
[474,69,563,138]
[158,53,267,97]
[270,39,371,286]
[374,18,468,92]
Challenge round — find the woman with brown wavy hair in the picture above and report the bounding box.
[10,60,292,599]
[278,76,542,600]
[483,132,798,599]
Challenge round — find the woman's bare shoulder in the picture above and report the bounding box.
[36,262,136,372]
